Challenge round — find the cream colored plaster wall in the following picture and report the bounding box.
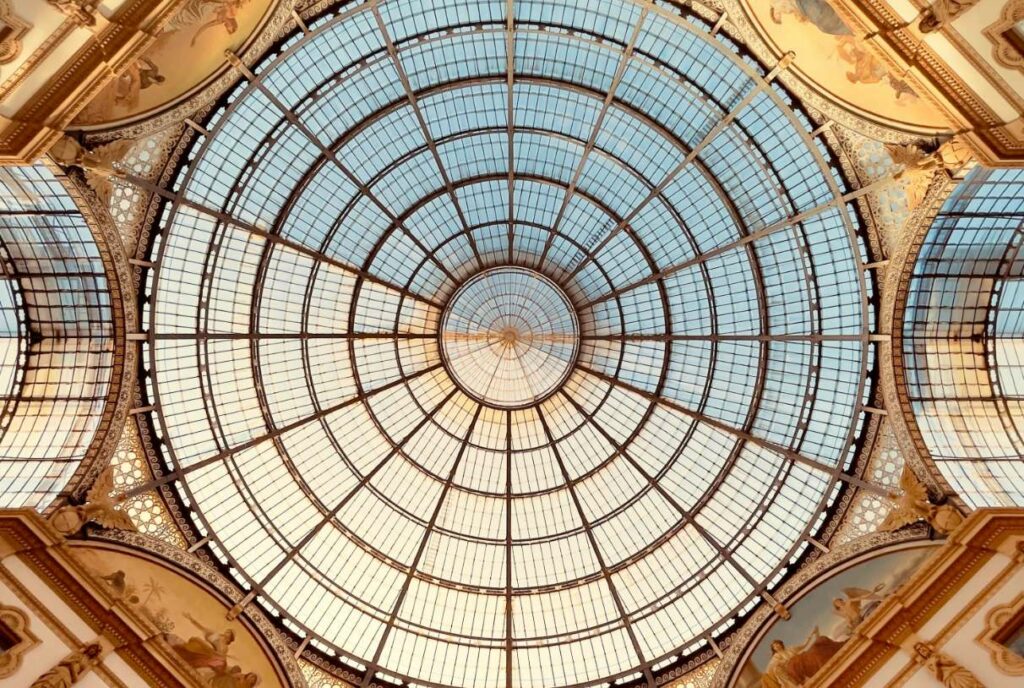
[0,576,74,688]
[931,564,1024,687]
[0,25,90,115]
[955,0,1024,99]
[0,557,157,687]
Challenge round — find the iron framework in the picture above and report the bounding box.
[134,1,880,686]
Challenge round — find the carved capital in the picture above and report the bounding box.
[47,0,97,27]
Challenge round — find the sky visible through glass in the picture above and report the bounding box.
[141,1,875,685]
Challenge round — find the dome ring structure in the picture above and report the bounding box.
[138,1,878,686]
[439,266,581,409]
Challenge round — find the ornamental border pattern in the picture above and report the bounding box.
[881,170,972,509]
[45,163,140,513]
[79,0,298,143]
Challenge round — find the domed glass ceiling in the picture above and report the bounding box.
[140,1,875,685]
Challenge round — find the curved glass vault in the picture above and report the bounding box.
[140,1,876,685]
[902,167,1024,508]
[0,164,115,510]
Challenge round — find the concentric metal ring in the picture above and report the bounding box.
[440,267,579,408]
[139,1,877,686]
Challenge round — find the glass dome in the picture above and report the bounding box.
[140,1,876,685]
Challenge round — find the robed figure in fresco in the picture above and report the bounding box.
[167,613,259,687]
[761,628,845,687]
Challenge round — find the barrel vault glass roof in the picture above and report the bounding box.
[903,167,1024,508]
[0,164,114,510]
[139,0,876,685]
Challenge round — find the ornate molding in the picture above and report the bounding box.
[721,0,931,142]
[985,0,1024,73]
[0,603,40,677]
[0,511,193,687]
[840,0,1024,163]
[978,592,1024,676]
[47,0,99,27]
[30,642,103,688]
[51,164,139,511]
[0,0,192,163]
[0,0,30,64]
[78,0,297,141]
[878,169,968,506]
[920,0,982,34]
[909,640,985,688]
[804,510,1024,687]
[0,19,75,101]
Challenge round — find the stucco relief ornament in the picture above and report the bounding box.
[879,466,963,535]
[30,643,103,688]
[0,0,31,64]
[0,604,39,677]
[913,642,985,688]
[919,1,980,33]
[47,0,98,26]
[885,137,972,210]
[49,466,136,535]
[50,135,135,206]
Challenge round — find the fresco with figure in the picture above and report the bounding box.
[742,0,950,133]
[732,545,936,688]
[73,0,275,127]
[71,544,282,688]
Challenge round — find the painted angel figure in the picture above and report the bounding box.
[163,0,251,46]
[168,616,261,688]
[831,582,885,632]
[761,627,845,688]
[169,612,237,672]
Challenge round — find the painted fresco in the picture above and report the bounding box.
[73,0,275,127]
[732,545,935,688]
[72,544,282,688]
[744,0,949,132]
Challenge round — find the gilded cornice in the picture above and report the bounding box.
[0,0,191,163]
[92,529,310,688]
[77,0,296,141]
[804,509,1024,687]
[0,509,195,686]
[710,526,934,688]
[836,0,1024,164]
